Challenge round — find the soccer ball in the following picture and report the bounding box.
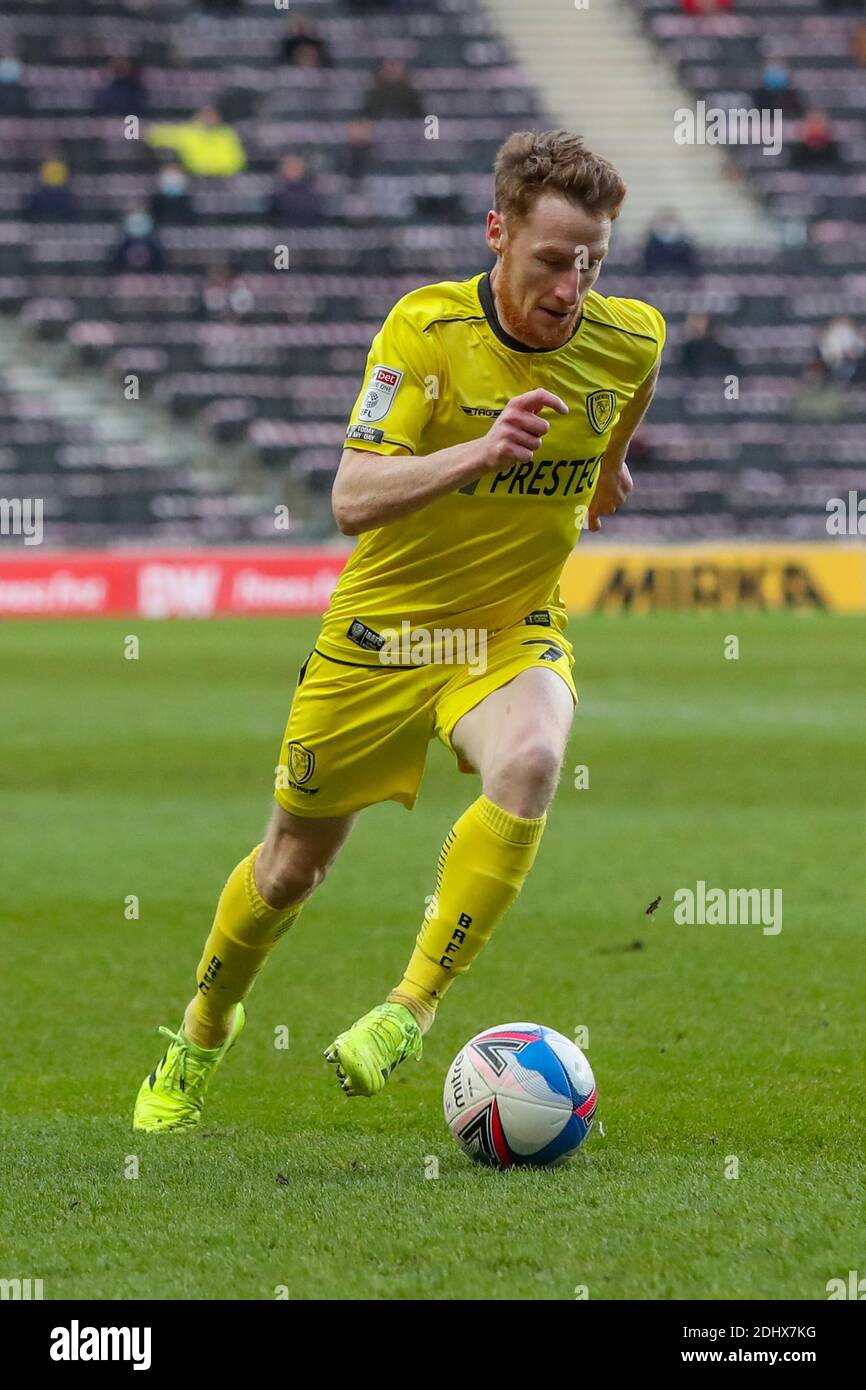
[443,1022,597,1168]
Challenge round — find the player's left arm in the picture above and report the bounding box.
[587,357,660,533]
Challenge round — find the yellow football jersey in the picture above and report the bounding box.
[316,270,665,662]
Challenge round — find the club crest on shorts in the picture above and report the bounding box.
[586,389,616,434]
[287,741,316,785]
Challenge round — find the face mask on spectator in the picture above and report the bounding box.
[763,64,789,90]
[159,170,188,196]
[126,212,153,237]
[0,57,22,83]
[654,219,682,242]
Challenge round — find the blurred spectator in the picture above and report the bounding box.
[680,0,734,13]
[414,176,464,224]
[790,362,846,421]
[24,159,77,221]
[338,124,377,226]
[623,429,656,471]
[150,162,195,224]
[199,0,244,12]
[817,316,865,384]
[280,16,331,67]
[791,110,841,169]
[108,210,165,272]
[147,106,246,177]
[340,119,375,180]
[361,60,424,118]
[0,55,29,115]
[200,262,255,318]
[642,211,698,274]
[753,60,803,122]
[350,0,421,9]
[680,313,738,375]
[94,58,148,116]
[850,16,866,66]
[270,155,327,226]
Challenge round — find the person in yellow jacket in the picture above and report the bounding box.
[146,105,246,177]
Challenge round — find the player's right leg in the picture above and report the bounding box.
[132,805,353,1133]
[323,665,575,1098]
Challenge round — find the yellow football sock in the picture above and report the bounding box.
[184,844,303,1048]
[388,795,546,1033]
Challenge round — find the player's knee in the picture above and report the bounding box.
[256,843,331,910]
[486,739,563,817]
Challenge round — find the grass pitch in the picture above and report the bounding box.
[1,613,864,1300]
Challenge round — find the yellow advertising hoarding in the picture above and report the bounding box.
[559,544,866,614]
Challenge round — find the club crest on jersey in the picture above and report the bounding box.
[586,389,616,434]
[359,364,404,423]
[287,741,316,785]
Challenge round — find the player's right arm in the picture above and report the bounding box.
[332,388,567,536]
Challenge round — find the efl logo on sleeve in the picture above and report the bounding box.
[359,364,404,422]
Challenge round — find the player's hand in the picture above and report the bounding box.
[587,458,633,532]
[478,388,569,471]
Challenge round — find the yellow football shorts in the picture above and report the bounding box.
[274,612,577,818]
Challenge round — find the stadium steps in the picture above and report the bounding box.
[0,317,214,470]
[477,0,778,246]
[0,314,302,542]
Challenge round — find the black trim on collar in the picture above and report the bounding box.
[477,271,584,355]
[580,313,661,346]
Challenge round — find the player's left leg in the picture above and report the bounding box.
[386,665,575,1032]
[133,806,355,1132]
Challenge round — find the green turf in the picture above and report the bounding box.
[1,613,864,1300]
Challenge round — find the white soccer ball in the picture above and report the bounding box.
[443,1021,597,1168]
